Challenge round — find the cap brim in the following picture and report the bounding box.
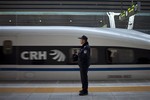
[78,37,82,39]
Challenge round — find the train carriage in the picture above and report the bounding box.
[0,26,150,80]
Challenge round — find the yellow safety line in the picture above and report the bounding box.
[0,86,150,93]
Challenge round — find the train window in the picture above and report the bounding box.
[69,48,79,63]
[90,48,98,63]
[3,40,13,55]
[106,48,134,64]
[137,57,150,64]
[69,48,98,64]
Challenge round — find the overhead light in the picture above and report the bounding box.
[9,20,12,23]
[69,20,72,23]
[100,20,103,22]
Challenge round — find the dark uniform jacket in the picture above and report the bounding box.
[78,42,90,67]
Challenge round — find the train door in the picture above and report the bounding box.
[0,38,18,80]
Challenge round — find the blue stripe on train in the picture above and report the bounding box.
[0,67,150,71]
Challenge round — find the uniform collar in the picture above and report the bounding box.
[81,42,89,48]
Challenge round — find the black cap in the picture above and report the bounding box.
[78,35,88,40]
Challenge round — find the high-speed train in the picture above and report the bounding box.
[0,26,150,80]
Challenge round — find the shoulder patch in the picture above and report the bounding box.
[84,50,87,54]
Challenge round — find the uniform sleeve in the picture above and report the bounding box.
[81,47,90,63]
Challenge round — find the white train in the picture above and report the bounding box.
[0,26,150,80]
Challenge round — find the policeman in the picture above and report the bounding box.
[78,35,90,96]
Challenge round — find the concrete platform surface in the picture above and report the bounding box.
[0,92,150,100]
[0,80,150,100]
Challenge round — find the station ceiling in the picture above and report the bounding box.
[0,0,150,12]
[0,0,150,34]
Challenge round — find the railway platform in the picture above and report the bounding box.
[0,80,150,100]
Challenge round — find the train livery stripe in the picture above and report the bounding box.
[0,67,150,71]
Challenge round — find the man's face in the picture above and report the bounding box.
[80,39,85,45]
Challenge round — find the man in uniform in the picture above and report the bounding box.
[78,35,90,96]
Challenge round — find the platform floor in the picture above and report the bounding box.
[0,80,150,100]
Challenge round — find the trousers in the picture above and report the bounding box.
[79,66,89,90]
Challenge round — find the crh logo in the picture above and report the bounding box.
[49,50,66,62]
[21,51,47,60]
[21,49,66,62]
